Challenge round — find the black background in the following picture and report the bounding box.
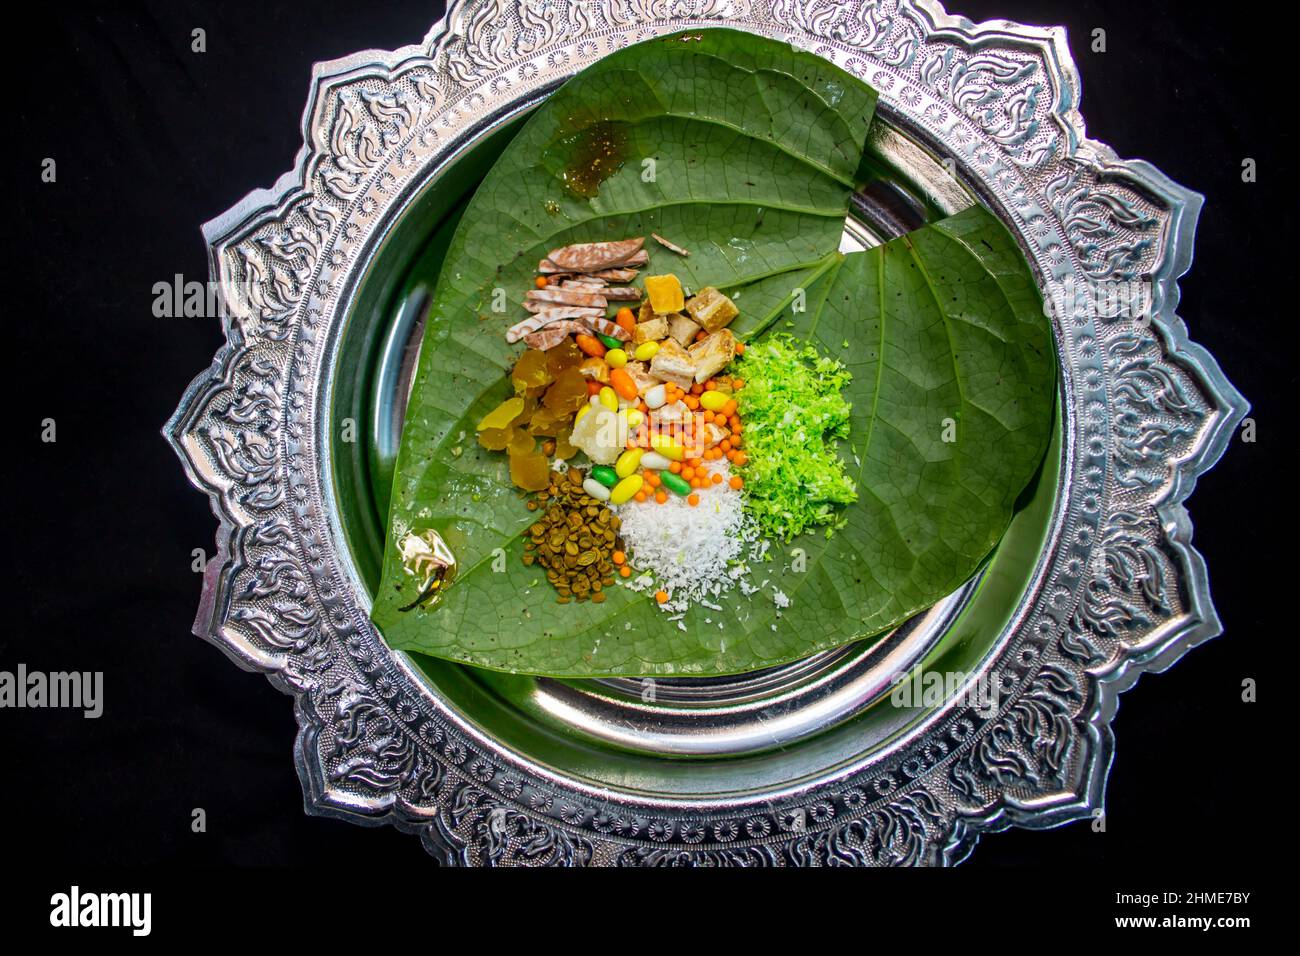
[0,0,1281,884]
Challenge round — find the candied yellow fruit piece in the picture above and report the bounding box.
[511,348,552,394]
[542,367,588,412]
[509,395,537,427]
[477,425,515,450]
[545,338,583,377]
[510,452,551,491]
[507,428,536,456]
[645,274,684,314]
[527,405,568,436]
[553,427,577,460]
[478,396,524,432]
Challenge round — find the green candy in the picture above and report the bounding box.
[590,465,619,488]
[660,471,692,497]
[598,333,622,350]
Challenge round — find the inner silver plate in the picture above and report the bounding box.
[389,115,979,757]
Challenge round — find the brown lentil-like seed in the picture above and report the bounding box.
[522,470,628,603]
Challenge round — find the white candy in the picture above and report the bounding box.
[644,384,667,409]
[640,451,672,471]
[582,478,612,501]
[570,406,623,464]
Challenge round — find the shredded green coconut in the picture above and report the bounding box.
[735,335,857,541]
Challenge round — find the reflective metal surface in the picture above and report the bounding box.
[529,584,977,757]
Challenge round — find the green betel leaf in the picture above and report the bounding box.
[371,29,1054,677]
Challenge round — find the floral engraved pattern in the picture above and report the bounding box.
[787,790,945,866]
[478,809,596,866]
[166,0,1246,866]
[1108,331,1206,492]
[949,664,1082,805]
[1046,168,1162,281]
[1068,508,1177,660]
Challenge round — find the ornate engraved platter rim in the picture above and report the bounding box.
[166,0,1248,866]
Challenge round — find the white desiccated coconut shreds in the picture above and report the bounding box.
[614,463,767,615]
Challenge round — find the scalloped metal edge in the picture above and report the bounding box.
[164,0,1248,866]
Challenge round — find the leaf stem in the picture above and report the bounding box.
[739,251,843,342]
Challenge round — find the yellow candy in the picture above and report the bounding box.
[649,434,684,461]
[616,448,644,478]
[625,409,644,428]
[598,386,618,412]
[609,474,644,505]
[700,390,728,411]
[605,348,628,368]
[574,404,592,424]
[634,341,660,362]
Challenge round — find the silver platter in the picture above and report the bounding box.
[166,0,1247,866]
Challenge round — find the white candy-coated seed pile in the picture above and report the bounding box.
[614,463,762,614]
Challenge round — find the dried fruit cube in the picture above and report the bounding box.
[645,274,685,314]
[509,395,537,428]
[687,329,736,383]
[667,313,701,346]
[579,357,610,382]
[633,317,669,343]
[623,360,660,393]
[553,426,577,460]
[701,421,729,447]
[507,429,536,457]
[649,337,697,388]
[685,286,739,332]
[652,399,690,424]
[527,405,569,436]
